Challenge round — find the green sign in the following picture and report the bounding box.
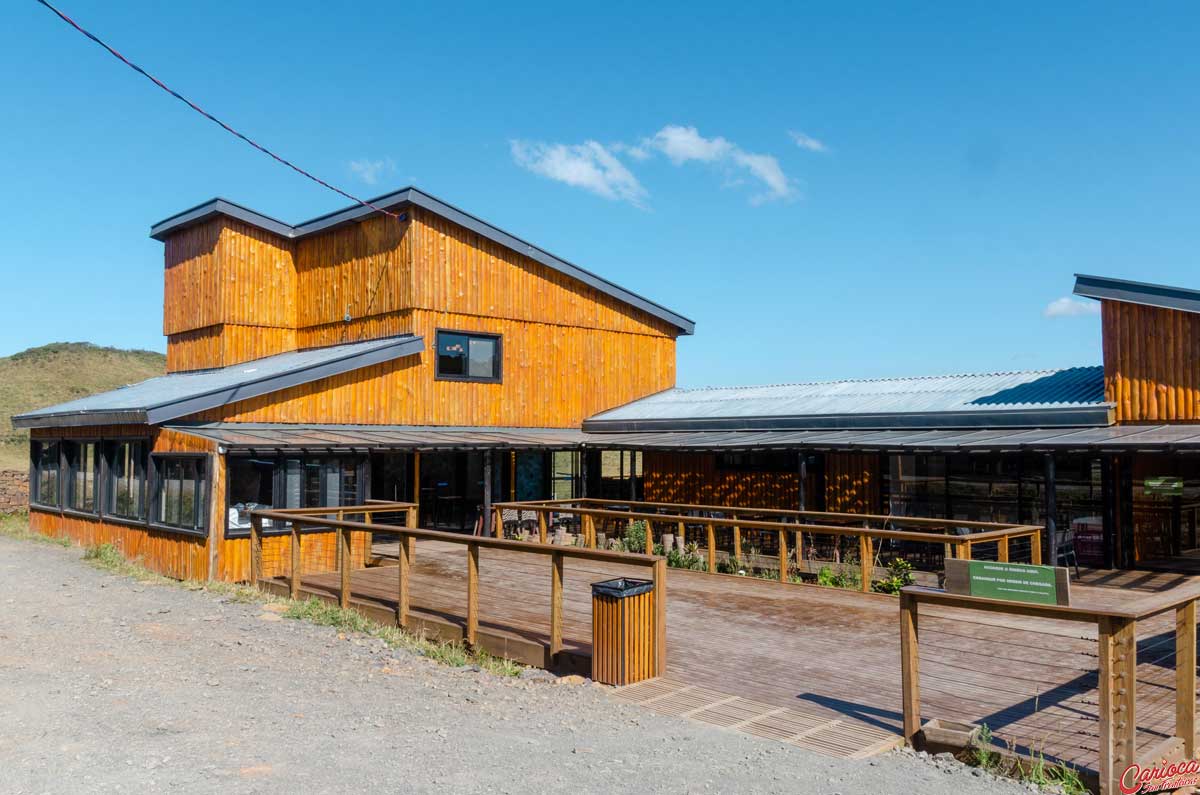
[1144,476,1183,496]
[945,559,1069,606]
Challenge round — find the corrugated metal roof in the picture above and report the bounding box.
[583,367,1110,432]
[168,423,586,451]
[12,335,424,429]
[582,424,1200,452]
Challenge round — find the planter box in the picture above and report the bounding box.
[920,718,981,754]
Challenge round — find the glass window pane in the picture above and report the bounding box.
[437,333,467,376]
[467,337,496,378]
[36,442,59,506]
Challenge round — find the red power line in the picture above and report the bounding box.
[35,0,402,220]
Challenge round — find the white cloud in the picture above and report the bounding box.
[510,140,647,206]
[640,125,796,201]
[788,130,828,153]
[509,124,799,205]
[348,157,395,185]
[1043,297,1101,318]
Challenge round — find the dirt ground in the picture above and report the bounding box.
[0,532,1030,794]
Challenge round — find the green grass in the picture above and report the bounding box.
[969,724,1089,795]
[0,342,165,471]
[0,509,69,546]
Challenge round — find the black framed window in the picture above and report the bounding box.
[31,441,61,508]
[65,441,99,513]
[152,456,207,534]
[226,454,365,536]
[106,440,147,521]
[435,330,501,382]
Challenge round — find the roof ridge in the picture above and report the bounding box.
[668,366,1101,394]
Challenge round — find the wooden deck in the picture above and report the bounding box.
[274,543,1200,772]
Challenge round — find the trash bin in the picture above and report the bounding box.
[591,577,658,685]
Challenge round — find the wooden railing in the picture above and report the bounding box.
[900,583,1200,795]
[247,501,666,669]
[491,498,1043,593]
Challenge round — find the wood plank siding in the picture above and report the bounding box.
[643,451,878,514]
[1102,299,1200,422]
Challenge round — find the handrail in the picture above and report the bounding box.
[492,498,1043,592]
[899,583,1200,794]
[246,506,666,672]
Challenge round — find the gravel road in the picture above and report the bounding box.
[0,533,1030,794]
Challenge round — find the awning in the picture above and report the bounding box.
[166,422,586,452]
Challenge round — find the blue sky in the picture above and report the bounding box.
[2,1,1198,387]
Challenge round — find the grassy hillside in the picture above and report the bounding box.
[0,343,166,471]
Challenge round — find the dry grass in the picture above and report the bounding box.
[0,342,165,470]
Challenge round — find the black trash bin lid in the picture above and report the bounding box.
[591,577,653,598]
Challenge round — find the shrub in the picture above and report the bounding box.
[666,542,706,571]
[623,520,648,553]
[871,557,915,595]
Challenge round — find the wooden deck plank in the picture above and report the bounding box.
[277,540,1199,770]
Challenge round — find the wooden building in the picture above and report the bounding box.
[17,188,1200,578]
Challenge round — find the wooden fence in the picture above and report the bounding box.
[900,582,1200,795]
[491,498,1043,593]
[247,501,666,670]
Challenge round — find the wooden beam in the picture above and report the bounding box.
[1177,600,1197,759]
[860,535,874,593]
[466,542,479,646]
[778,529,788,583]
[997,536,1009,563]
[337,510,350,610]
[550,551,564,661]
[289,523,301,600]
[397,533,412,628]
[653,557,667,674]
[249,514,263,587]
[1099,616,1138,795]
[900,592,921,745]
[537,510,548,544]
[1031,531,1043,566]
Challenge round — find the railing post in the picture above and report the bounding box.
[1030,531,1043,565]
[249,513,263,587]
[997,536,1009,563]
[1099,616,1137,795]
[406,505,417,530]
[493,506,503,539]
[583,514,596,549]
[900,592,921,746]
[733,520,742,561]
[956,540,971,562]
[289,522,301,600]
[778,529,788,583]
[676,520,685,549]
[397,532,412,629]
[537,510,548,544]
[653,557,667,674]
[860,534,873,593]
[794,526,804,568]
[1177,600,1197,759]
[706,523,716,573]
[646,520,655,554]
[550,551,564,663]
[466,542,479,647]
[337,510,350,609]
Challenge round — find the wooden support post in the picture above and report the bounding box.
[1045,453,1057,568]
[706,523,716,573]
[396,534,412,628]
[1177,600,1197,759]
[550,551,564,662]
[900,592,921,746]
[1099,616,1137,795]
[289,523,301,599]
[646,520,655,554]
[997,536,1009,563]
[860,534,874,593]
[482,450,493,538]
[337,510,350,610]
[676,520,686,549]
[466,542,480,647]
[493,506,503,539]
[733,522,742,561]
[249,514,263,587]
[537,510,548,544]
[1030,531,1043,565]
[653,557,667,674]
[583,514,596,549]
[794,528,804,565]
[411,451,421,526]
[778,529,788,582]
[956,540,971,561]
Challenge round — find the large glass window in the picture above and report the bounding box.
[153,456,207,534]
[106,441,147,521]
[884,454,946,519]
[551,451,580,500]
[227,455,364,535]
[65,441,98,513]
[226,456,275,531]
[946,454,1020,524]
[31,441,60,508]
[435,330,501,382]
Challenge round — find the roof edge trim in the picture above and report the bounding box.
[1074,273,1200,316]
